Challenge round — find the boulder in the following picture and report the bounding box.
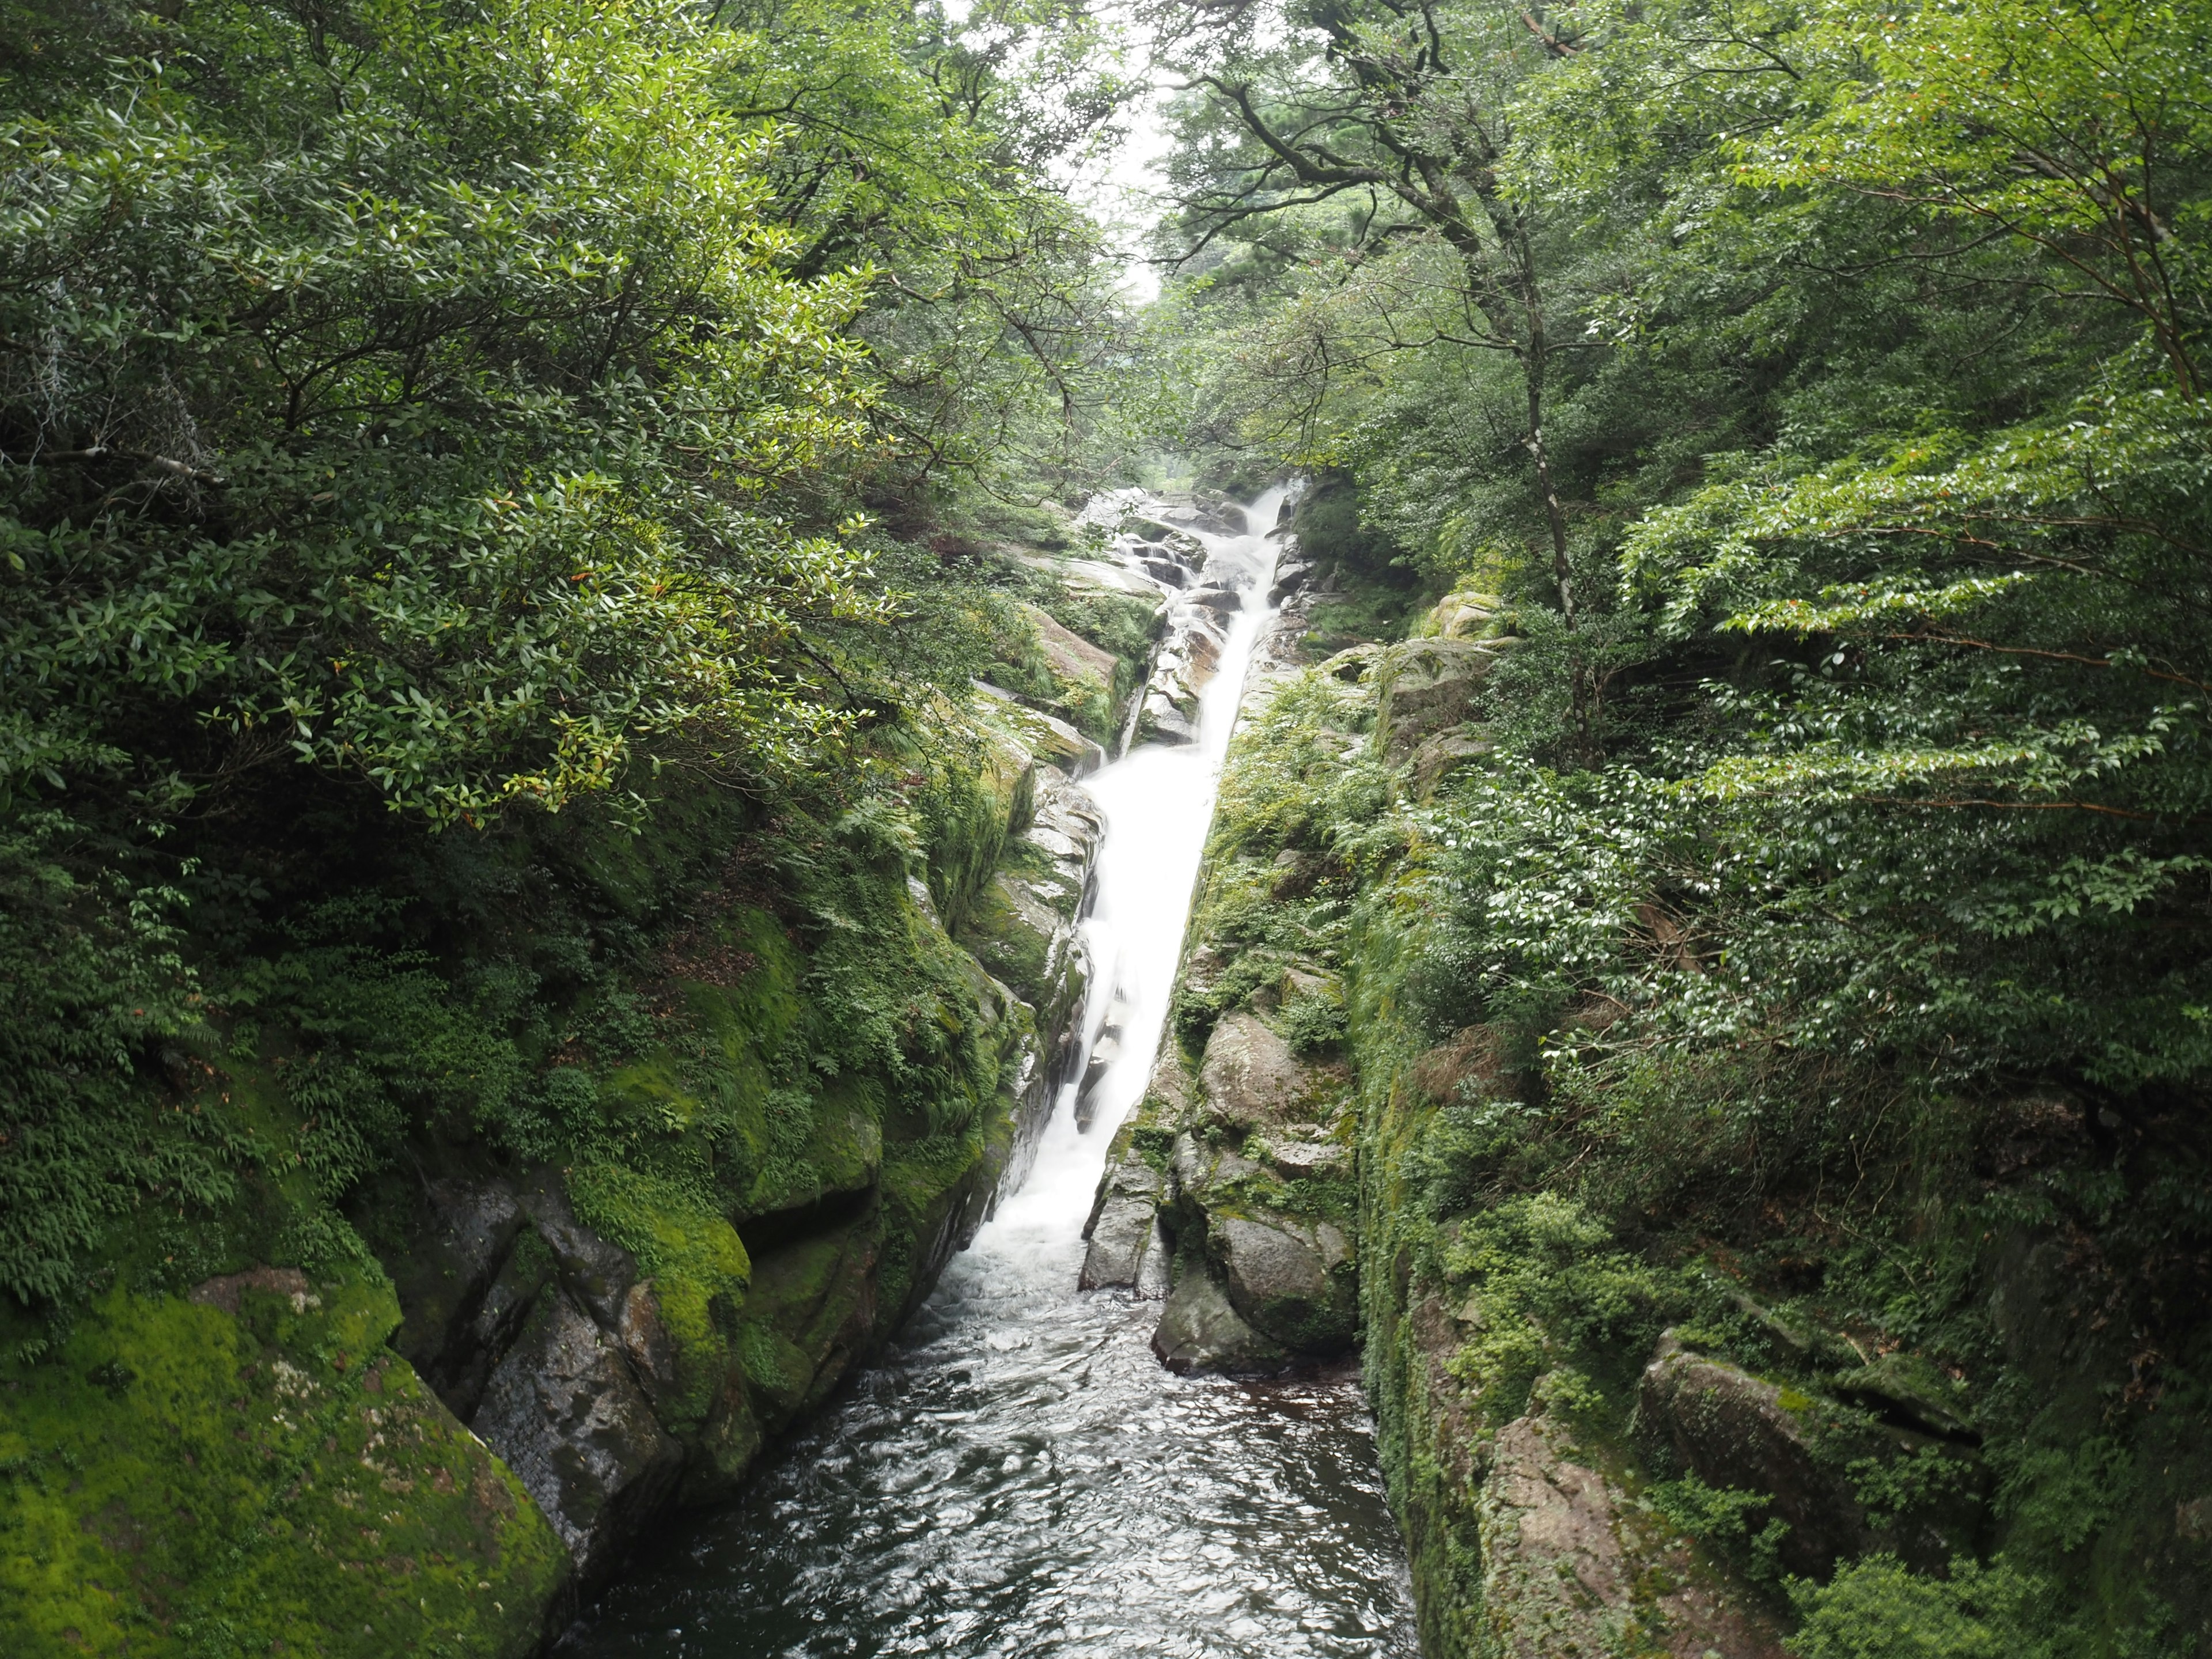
[1423,588,1509,641]
[1152,1266,1283,1374]
[470,1287,683,1588]
[1259,1137,1349,1182]
[1373,637,1505,758]
[1198,1010,1311,1130]
[1317,643,1384,683]
[1142,690,1198,744]
[1080,1152,1165,1290]
[1409,729,1494,798]
[1215,1215,1355,1353]
[1021,602,1119,695]
[1185,586,1241,613]
[1193,497,1249,535]
[1639,1335,1985,1576]
[1641,1339,1857,1576]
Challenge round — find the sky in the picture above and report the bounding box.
[1066,74,1175,303]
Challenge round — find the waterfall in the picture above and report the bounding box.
[560,486,1414,1659]
[995,482,1290,1238]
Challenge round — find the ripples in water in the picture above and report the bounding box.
[559,1224,1414,1659]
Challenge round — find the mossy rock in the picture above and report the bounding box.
[0,1268,565,1658]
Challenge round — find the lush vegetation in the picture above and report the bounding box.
[5,0,2210,1651]
[0,3,1147,1650]
[0,0,1138,1309]
[1142,0,2212,1651]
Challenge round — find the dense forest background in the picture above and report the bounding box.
[1137,0,2212,1651]
[1,0,1149,1304]
[3,0,2210,1653]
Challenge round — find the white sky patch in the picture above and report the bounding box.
[1060,73,1173,304]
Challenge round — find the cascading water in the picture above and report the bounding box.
[559,488,1415,1658]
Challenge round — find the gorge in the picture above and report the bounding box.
[5,1,2211,1655]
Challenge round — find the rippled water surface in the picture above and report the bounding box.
[559,488,1415,1659]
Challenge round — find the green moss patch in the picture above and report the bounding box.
[0,1270,563,1658]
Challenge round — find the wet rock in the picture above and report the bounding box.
[1152,1265,1284,1374]
[907,873,943,927]
[1142,692,1199,744]
[382,1180,526,1392]
[1080,1152,1165,1290]
[1215,1215,1355,1353]
[1268,560,1313,604]
[433,1219,558,1419]
[471,1288,683,1587]
[510,1185,637,1333]
[616,1281,681,1413]
[1198,1010,1311,1130]
[1373,637,1505,758]
[1074,983,1134,1129]
[1143,557,1188,588]
[1194,495,1249,534]
[741,1219,882,1433]
[1185,586,1241,613]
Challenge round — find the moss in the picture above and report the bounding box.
[0,1270,563,1658]
[565,1160,749,1433]
[957,873,1056,1007]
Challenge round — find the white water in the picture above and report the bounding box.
[562,487,1415,1659]
[1006,484,1290,1229]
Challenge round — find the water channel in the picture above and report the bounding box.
[560,489,1416,1659]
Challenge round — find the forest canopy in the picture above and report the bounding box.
[1145,0,2211,1093]
[0,0,1141,1304]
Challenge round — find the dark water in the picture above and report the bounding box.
[559,486,1415,1659]
[558,1229,1414,1659]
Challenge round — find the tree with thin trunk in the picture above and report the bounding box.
[1154,0,1593,737]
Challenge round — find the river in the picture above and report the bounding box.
[558,487,1416,1659]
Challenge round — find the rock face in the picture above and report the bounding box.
[1477,1412,1785,1659]
[1152,1266,1282,1373]
[1372,636,1508,759]
[472,1287,683,1585]
[1198,1012,1312,1130]
[1640,1335,1987,1577]
[1081,1016,1359,1372]
[363,702,1110,1612]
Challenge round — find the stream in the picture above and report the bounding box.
[559,488,1417,1659]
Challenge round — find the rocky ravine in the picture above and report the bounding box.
[1083,556,1802,1654]
[2,503,1229,1657]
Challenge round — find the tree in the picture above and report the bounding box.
[1152,0,1599,730]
